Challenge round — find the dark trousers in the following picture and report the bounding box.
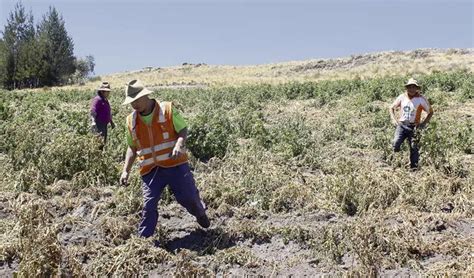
[393,124,419,168]
[95,121,108,143]
[139,163,207,238]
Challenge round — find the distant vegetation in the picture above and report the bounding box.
[0,3,94,90]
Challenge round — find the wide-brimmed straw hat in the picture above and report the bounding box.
[122,79,153,105]
[404,78,420,88]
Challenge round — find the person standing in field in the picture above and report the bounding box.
[389,78,433,169]
[90,82,115,144]
[120,79,210,240]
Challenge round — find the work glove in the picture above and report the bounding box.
[120,171,129,186]
[170,143,185,160]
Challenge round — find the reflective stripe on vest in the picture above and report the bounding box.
[140,153,171,167]
[136,140,177,156]
[158,102,166,123]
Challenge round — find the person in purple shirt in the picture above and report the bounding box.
[90,82,115,144]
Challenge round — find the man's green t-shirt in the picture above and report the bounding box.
[126,107,187,147]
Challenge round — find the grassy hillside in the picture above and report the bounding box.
[0,65,473,275]
[61,48,474,90]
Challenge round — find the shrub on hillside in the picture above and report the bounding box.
[187,108,237,161]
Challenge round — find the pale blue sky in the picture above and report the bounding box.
[1,0,473,75]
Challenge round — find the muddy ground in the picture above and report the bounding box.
[1,186,472,276]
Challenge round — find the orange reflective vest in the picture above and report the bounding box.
[127,101,188,176]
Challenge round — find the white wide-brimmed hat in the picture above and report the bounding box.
[405,78,420,88]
